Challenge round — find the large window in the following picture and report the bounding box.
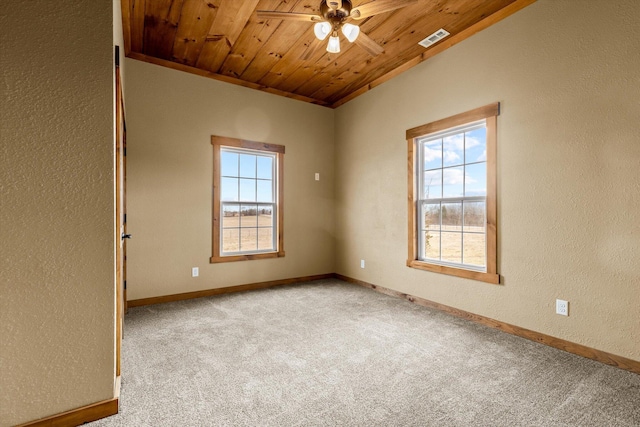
[406,103,499,284]
[210,136,285,263]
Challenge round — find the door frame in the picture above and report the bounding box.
[115,48,126,377]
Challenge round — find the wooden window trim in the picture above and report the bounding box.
[406,103,499,284]
[210,136,285,263]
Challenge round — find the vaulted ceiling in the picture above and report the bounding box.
[120,0,534,107]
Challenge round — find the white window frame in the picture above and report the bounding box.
[219,147,278,257]
[416,121,487,272]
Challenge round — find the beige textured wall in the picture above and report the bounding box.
[114,0,125,87]
[123,59,335,300]
[0,1,115,426]
[335,0,640,361]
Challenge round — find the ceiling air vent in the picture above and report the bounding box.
[419,28,450,48]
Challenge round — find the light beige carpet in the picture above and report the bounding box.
[91,279,640,426]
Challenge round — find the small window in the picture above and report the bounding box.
[211,136,285,263]
[406,103,499,284]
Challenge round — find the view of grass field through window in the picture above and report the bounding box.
[220,149,276,254]
[419,124,487,268]
[221,209,274,253]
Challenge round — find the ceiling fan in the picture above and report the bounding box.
[257,0,418,56]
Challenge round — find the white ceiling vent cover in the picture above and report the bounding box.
[419,28,450,48]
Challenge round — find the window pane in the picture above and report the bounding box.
[222,228,239,253]
[258,207,273,226]
[465,162,486,196]
[443,166,464,198]
[239,154,256,178]
[240,205,257,227]
[258,228,274,250]
[240,228,257,251]
[257,156,273,180]
[443,133,464,167]
[221,177,239,201]
[256,180,273,203]
[423,139,442,170]
[465,127,486,163]
[441,232,462,264]
[424,231,440,260]
[221,151,238,177]
[239,178,256,201]
[423,203,440,231]
[222,204,240,229]
[424,170,442,199]
[442,202,462,232]
[463,233,486,267]
[463,201,485,231]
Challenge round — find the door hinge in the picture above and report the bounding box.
[124,213,127,224]
[124,280,127,290]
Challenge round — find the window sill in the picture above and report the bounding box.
[210,251,285,263]
[407,259,500,284]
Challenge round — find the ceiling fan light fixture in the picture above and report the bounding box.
[314,21,332,41]
[341,23,360,42]
[327,34,341,53]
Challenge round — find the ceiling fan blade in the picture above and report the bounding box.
[256,10,322,22]
[354,31,384,56]
[350,0,418,20]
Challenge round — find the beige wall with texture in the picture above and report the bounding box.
[334,0,640,361]
[0,1,115,426]
[123,60,335,300]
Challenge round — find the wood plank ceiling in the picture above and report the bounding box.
[121,0,534,108]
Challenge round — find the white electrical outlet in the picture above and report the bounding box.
[360,259,365,269]
[556,299,569,316]
[315,173,320,181]
[192,267,199,277]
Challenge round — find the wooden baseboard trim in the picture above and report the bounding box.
[127,273,334,307]
[335,274,640,375]
[16,397,118,427]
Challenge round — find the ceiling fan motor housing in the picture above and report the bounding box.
[321,0,352,23]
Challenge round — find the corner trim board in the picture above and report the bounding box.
[334,274,640,375]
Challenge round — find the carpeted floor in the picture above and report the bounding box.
[91,279,640,426]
